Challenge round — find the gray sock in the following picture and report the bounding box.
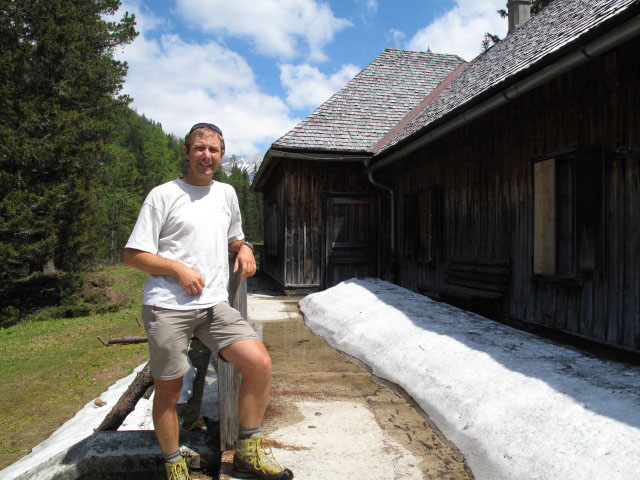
[163,449,182,464]
[238,425,261,439]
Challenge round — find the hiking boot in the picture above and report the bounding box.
[165,457,191,480]
[233,435,294,480]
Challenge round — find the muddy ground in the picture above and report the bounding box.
[241,275,473,479]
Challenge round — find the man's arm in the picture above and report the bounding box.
[229,241,256,278]
[123,248,205,295]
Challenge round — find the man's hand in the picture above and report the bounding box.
[230,242,256,278]
[123,248,205,295]
[174,262,205,295]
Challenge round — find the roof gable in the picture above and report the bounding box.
[378,0,640,153]
[272,49,465,153]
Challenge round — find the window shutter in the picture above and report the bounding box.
[534,158,556,274]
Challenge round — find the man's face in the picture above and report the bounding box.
[183,130,224,186]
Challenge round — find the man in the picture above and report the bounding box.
[124,123,294,480]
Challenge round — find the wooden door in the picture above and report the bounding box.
[323,195,378,288]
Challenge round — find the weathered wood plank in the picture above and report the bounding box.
[565,284,580,335]
[218,255,250,452]
[533,158,556,275]
[606,157,624,344]
[624,155,640,349]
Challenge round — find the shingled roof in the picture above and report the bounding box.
[272,49,465,153]
[377,0,640,154]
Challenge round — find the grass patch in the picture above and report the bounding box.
[0,265,149,470]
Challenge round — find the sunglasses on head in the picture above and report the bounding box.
[188,122,223,136]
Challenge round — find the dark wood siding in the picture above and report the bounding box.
[323,194,378,288]
[387,36,640,352]
[261,158,377,291]
[262,173,286,285]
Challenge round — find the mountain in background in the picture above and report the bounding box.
[221,153,264,180]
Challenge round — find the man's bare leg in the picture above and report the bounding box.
[219,338,272,428]
[221,338,293,479]
[153,377,184,454]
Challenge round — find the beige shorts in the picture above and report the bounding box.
[142,302,258,380]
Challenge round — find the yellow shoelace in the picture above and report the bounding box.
[166,460,191,480]
[248,437,284,474]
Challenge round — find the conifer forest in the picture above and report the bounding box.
[0,0,263,323]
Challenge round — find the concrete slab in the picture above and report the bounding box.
[10,431,217,480]
[247,294,303,323]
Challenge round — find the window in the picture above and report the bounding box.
[533,156,575,276]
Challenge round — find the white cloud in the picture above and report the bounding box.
[407,0,508,61]
[113,1,299,155]
[358,0,378,16]
[387,29,406,49]
[280,63,361,110]
[175,0,351,62]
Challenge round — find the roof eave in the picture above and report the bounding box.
[369,6,640,172]
[252,147,372,191]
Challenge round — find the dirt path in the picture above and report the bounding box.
[245,275,473,479]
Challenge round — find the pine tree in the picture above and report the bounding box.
[482,0,555,52]
[94,144,143,263]
[531,0,554,14]
[0,0,137,280]
[93,109,183,263]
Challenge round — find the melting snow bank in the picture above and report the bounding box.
[299,278,640,480]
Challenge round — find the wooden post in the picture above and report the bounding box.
[219,254,249,451]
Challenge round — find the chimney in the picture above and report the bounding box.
[507,0,532,34]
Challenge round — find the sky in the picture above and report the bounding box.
[112,0,509,157]
[4,277,640,479]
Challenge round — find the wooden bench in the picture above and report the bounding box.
[422,257,510,317]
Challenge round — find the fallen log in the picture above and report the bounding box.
[143,384,155,400]
[108,335,148,344]
[95,362,154,431]
[97,335,148,346]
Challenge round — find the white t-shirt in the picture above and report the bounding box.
[125,178,245,310]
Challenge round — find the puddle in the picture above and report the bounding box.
[260,317,473,480]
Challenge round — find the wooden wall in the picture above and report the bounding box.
[262,174,286,285]
[261,158,376,291]
[386,36,640,352]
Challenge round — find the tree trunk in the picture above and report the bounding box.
[95,362,153,431]
[109,335,148,344]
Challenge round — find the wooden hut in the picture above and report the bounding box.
[255,0,640,354]
[372,0,640,354]
[253,49,466,293]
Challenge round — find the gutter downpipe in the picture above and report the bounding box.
[367,14,640,173]
[364,159,395,253]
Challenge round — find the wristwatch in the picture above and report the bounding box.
[242,240,254,251]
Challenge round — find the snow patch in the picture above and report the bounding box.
[299,278,640,480]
